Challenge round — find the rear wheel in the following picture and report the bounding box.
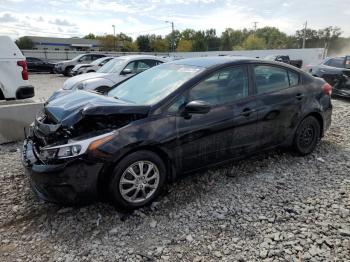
[108,151,166,209]
[293,116,320,155]
[0,90,4,100]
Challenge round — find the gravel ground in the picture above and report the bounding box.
[0,99,349,262]
[28,73,67,102]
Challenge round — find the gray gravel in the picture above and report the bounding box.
[1,99,349,262]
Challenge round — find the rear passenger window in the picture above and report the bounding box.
[189,66,249,105]
[288,71,299,86]
[254,65,289,94]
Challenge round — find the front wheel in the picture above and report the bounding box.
[293,116,320,155]
[108,151,166,209]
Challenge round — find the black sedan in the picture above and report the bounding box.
[22,57,332,209]
[307,56,350,98]
[26,57,55,73]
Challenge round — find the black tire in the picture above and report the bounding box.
[108,150,166,209]
[63,66,73,76]
[0,90,4,100]
[293,116,320,155]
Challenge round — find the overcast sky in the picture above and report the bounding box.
[1,0,349,39]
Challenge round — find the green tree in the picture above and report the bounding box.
[192,31,207,51]
[241,35,266,50]
[150,36,169,52]
[15,37,34,50]
[205,29,220,51]
[176,39,193,52]
[136,35,151,52]
[256,27,288,49]
[97,34,118,51]
[83,33,96,39]
[220,28,248,51]
[181,29,196,40]
[121,41,139,52]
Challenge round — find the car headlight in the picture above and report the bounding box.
[40,131,115,160]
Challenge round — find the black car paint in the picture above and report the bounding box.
[22,58,332,204]
[27,57,55,73]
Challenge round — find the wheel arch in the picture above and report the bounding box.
[97,145,175,198]
[302,112,324,138]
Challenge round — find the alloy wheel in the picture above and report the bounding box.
[119,161,160,204]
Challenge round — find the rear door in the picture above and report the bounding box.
[252,64,303,148]
[171,65,258,172]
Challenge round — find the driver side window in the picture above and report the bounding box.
[189,66,249,105]
[123,62,136,73]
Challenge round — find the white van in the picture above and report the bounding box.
[0,36,34,100]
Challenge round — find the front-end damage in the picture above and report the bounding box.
[22,90,150,204]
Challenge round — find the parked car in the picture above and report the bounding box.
[54,54,106,76]
[22,57,332,209]
[71,56,114,76]
[0,36,34,100]
[26,57,55,73]
[62,55,165,93]
[306,56,350,99]
[265,55,303,68]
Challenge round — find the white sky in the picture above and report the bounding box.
[0,0,349,39]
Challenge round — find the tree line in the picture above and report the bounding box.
[15,26,349,55]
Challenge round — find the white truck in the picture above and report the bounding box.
[0,36,34,100]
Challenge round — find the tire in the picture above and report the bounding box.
[63,66,73,76]
[0,90,4,100]
[293,116,320,155]
[108,150,166,209]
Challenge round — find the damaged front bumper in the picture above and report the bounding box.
[22,139,104,205]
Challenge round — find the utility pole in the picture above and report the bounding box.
[166,21,175,52]
[112,24,116,51]
[302,21,307,49]
[253,21,259,32]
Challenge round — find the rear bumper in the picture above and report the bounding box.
[22,139,103,205]
[16,86,34,99]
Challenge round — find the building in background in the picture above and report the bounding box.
[25,36,101,51]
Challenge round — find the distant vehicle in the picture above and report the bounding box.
[306,56,350,98]
[0,36,34,100]
[265,55,303,68]
[54,54,106,76]
[61,55,165,93]
[26,57,55,73]
[23,57,332,208]
[71,57,114,76]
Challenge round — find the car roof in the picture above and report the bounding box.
[170,56,259,68]
[114,55,166,61]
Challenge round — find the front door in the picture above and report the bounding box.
[171,65,258,172]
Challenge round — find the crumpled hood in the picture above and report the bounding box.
[44,90,150,127]
[63,72,112,89]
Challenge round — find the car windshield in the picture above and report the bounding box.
[97,58,125,73]
[73,54,85,61]
[91,57,107,66]
[108,63,204,105]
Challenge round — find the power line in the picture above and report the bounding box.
[124,26,170,35]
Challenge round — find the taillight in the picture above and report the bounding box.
[17,60,28,80]
[322,83,332,96]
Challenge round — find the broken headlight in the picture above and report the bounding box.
[40,131,115,160]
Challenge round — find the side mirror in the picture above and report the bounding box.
[183,100,211,115]
[121,68,132,75]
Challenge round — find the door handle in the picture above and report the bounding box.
[242,108,253,117]
[296,93,305,100]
